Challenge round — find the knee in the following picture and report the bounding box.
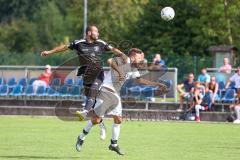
[113,116,122,124]
[91,116,102,125]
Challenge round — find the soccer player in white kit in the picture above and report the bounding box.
[75,48,167,155]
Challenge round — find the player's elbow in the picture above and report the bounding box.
[107,58,113,66]
[135,78,143,84]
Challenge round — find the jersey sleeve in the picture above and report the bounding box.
[67,40,78,50]
[97,39,114,51]
[105,43,114,51]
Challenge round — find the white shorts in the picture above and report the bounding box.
[94,87,122,117]
[32,80,47,93]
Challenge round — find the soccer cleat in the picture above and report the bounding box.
[75,110,88,121]
[76,136,84,152]
[109,145,125,155]
[99,122,106,140]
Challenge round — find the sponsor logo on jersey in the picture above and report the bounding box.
[94,46,100,52]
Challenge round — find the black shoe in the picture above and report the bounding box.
[109,145,125,155]
[76,136,84,152]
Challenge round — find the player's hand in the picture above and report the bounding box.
[41,51,51,56]
[157,82,167,92]
[119,73,125,81]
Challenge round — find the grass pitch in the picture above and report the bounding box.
[0,116,240,160]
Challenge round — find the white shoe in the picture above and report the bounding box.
[99,122,106,140]
[233,119,240,124]
[76,110,88,121]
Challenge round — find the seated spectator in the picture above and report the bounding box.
[205,76,219,110]
[193,86,206,123]
[177,73,195,111]
[229,103,240,124]
[195,81,205,96]
[219,57,232,73]
[197,68,210,85]
[225,67,240,102]
[186,81,208,122]
[150,53,166,69]
[32,65,52,93]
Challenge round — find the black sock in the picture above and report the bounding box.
[111,139,118,146]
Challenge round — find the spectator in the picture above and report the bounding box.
[197,68,210,85]
[219,57,232,73]
[32,65,52,93]
[185,82,207,123]
[187,81,205,111]
[152,53,165,66]
[205,76,219,110]
[194,81,205,96]
[187,82,204,122]
[229,103,240,124]
[225,67,240,102]
[177,73,195,111]
[193,85,205,123]
[150,53,166,69]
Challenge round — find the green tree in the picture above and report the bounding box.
[33,1,66,50]
[0,20,37,53]
[0,0,47,22]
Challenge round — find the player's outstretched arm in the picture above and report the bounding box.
[137,78,168,93]
[111,48,128,63]
[137,78,163,87]
[41,44,69,57]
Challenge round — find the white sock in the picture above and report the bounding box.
[195,105,201,117]
[79,120,93,140]
[99,120,105,129]
[235,107,240,120]
[111,123,120,146]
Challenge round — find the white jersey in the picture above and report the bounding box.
[101,57,140,93]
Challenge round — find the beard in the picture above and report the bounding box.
[91,35,98,41]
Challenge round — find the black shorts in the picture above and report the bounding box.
[77,65,104,86]
[83,68,104,87]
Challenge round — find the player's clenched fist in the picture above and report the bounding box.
[154,83,168,96]
[40,51,51,56]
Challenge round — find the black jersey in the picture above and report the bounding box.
[68,39,113,66]
[68,39,113,85]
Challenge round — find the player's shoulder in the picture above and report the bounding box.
[96,39,108,45]
[73,39,86,44]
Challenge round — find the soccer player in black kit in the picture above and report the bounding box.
[41,25,127,140]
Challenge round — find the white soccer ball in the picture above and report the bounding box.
[161,7,175,21]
